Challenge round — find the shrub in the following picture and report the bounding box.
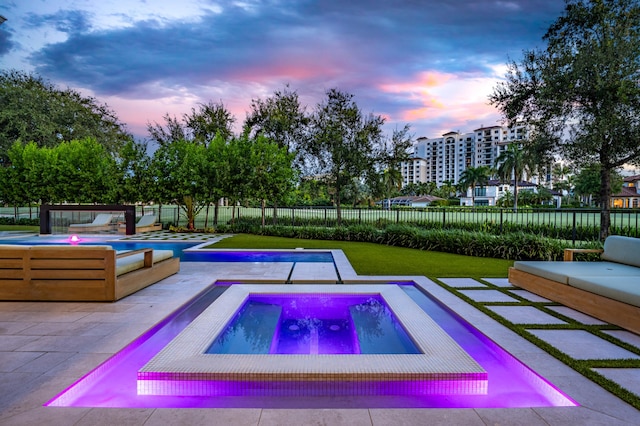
[218,221,589,261]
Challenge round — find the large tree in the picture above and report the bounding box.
[490,0,640,239]
[0,70,131,160]
[374,124,414,209]
[147,101,236,147]
[246,135,296,226]
[243,85,309,156]
[305,89,385,225]
[2,138,118,207]
[113,140,153,205]
[149,140,209,230]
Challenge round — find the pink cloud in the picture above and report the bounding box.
[378,71,503,136]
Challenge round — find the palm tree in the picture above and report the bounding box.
[382,168,402,209]
[458,166,492,206]
[495,143,534,211]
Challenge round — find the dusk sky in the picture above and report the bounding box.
[0,0,566,141]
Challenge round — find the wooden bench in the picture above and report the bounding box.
[0,245,180,302]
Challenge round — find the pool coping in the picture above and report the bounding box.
[138,284,488,396]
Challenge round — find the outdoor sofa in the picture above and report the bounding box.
[508,235,640,334]
[0,245,179,302]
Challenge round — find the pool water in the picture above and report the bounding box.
[182,250,334,263]
[0,238,197,260]
[207,295,419,355]
[0,237,334,263]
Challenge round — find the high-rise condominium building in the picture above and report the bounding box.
[401,124,529,188]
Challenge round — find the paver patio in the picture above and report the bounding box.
[0,237,639,424]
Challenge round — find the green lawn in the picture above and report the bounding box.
[0,225,39,232]
[210,234,513,278]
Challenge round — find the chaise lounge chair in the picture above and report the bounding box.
[68,213,114,233]
[118,214,162,234]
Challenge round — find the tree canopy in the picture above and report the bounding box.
[304,89,385,224]
[0,70,132,161]
[147,101,236,147]
[490,0,640,238]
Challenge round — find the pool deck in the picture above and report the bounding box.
[1,235,640,424]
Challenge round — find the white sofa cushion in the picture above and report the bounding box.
[601,236,640,268]
[116,249,174,276]
[568,276,640,308]
[513,260,640,284]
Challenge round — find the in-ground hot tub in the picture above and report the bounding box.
[138,284,488,396]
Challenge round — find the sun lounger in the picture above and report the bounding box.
[119,214,162,234]
[68,213,114,233]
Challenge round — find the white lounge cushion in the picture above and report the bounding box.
[513,260,640,284]
[29,245,112,250]
[136,214,158,227]
[568,276,640,308]
[116,249,174,276]
[0,245,30,250]
[68,213,114,228]
[601,236,640,268]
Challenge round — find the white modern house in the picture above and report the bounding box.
[459,179,562,208]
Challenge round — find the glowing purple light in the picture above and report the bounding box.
[69,234,81,244]
[45,284,578,409]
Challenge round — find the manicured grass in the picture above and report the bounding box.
[0,225,39,232]
[211,234,513,278]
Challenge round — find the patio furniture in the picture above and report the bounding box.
[67,213,114,233]
[119,214,162,234]
[508,235,640,334]
[0,245,179,302]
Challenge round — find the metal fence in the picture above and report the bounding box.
[3,205,639,242]
[148,205,639,242]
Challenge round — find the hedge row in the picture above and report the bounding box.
[0,217,39,226]
[215,220,603,261]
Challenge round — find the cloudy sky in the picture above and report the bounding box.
[0,0,566,141]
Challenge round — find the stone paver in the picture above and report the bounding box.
[592,368,640,397]
[546,306,608,325]
[459,289,519,303]
[482,278,513,288]
[438,278,486,288]
[527,330,640,360]
[486,306,567,325]
[508,289,552,303]
[289,262,338,283]
[603,330,640,349]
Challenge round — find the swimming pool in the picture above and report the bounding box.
[45,281,576,408]
[182,250,334,263]
[0,237,197,259]
[0,236,334,263]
